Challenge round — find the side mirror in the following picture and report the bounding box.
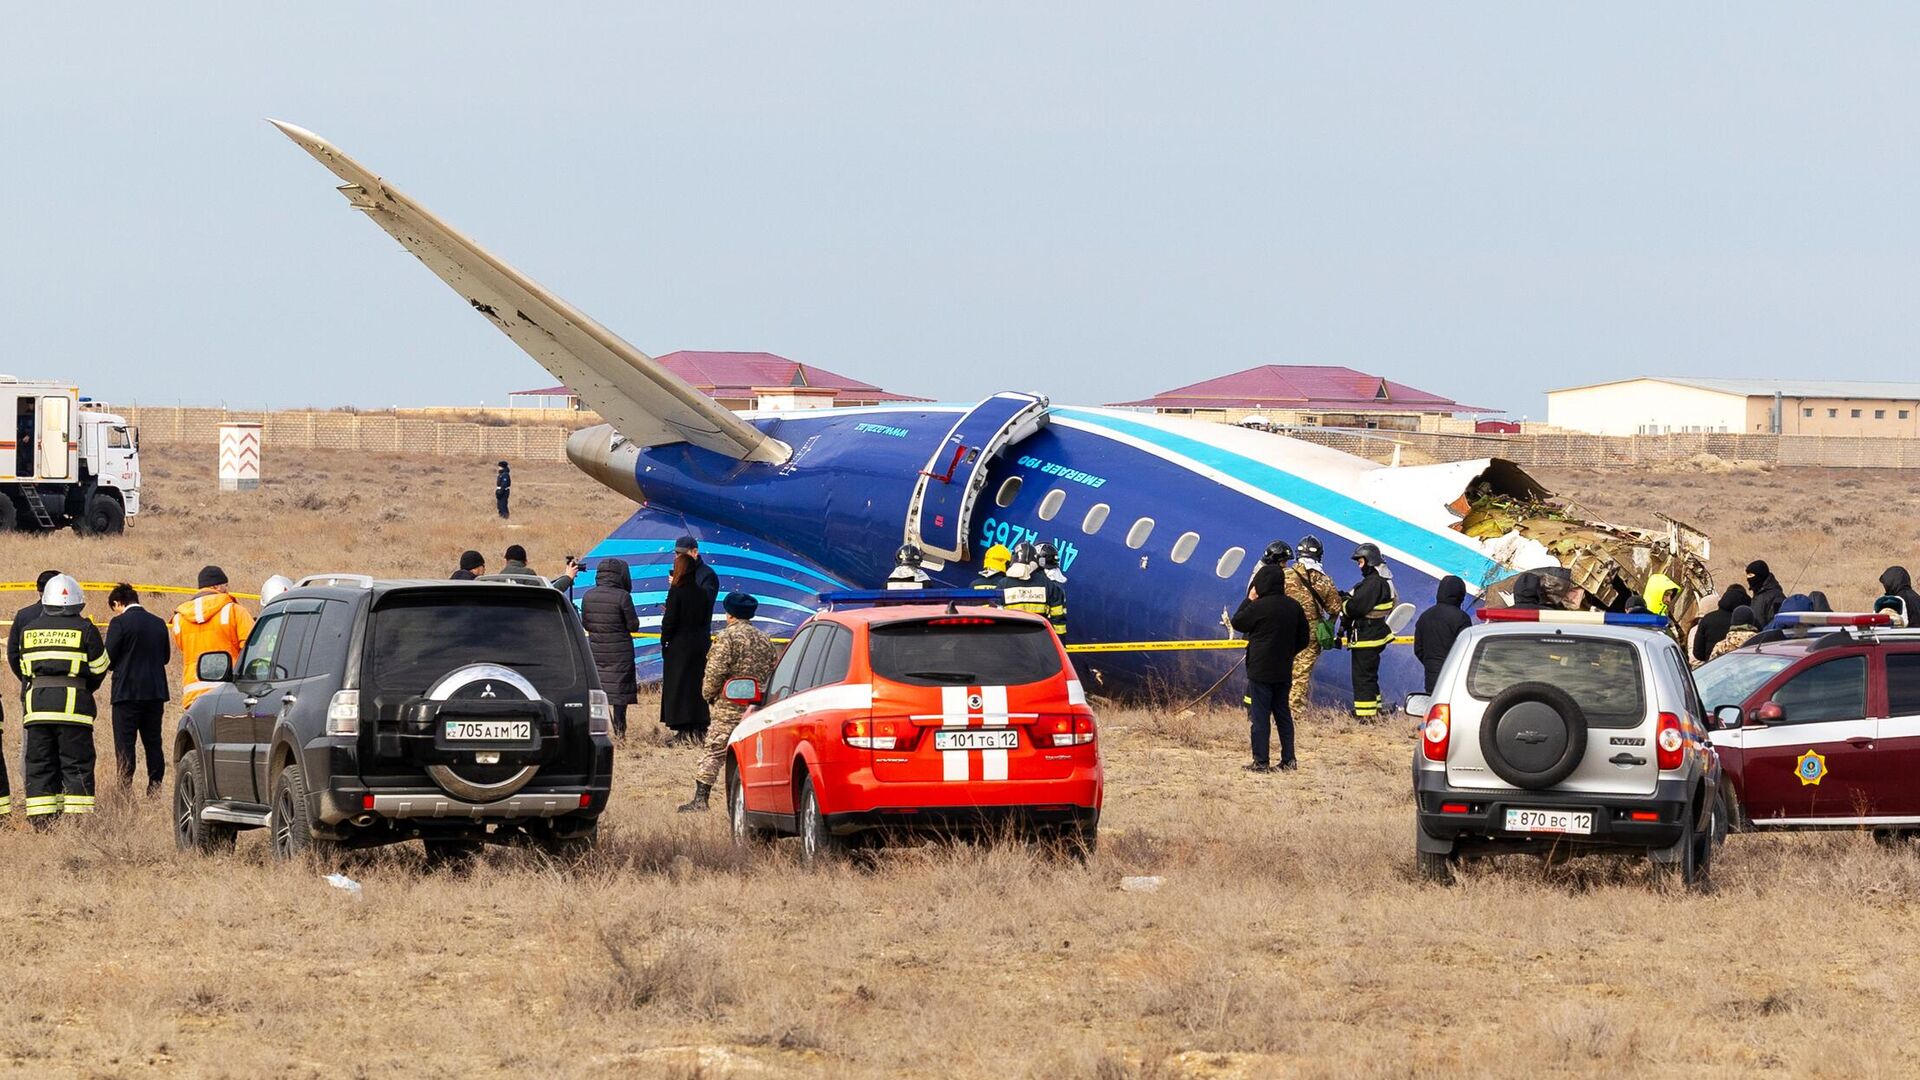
[724,677,762,705]
[196,652,232,684]
[1712,704,1744,731]
[1404,693,1432,718]
[1754,700,1786,726]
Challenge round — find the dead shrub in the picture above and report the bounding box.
[589,927,739,1018]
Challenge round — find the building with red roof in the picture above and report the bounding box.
[511,351,926,412]
[1107,364,1491,431]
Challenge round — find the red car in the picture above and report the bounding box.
[1699,613,1920,830]
[719,597,1102,864]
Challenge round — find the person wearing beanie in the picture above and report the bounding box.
[1230,565,1310,772]
[673,535,721,611]
[451,550,486,580]
[1745,560,1785,627]
[495,460,512,519]
[1691,584,1749,665]
[172,565,254,708]
[679,592,778,813]
[1707,605,1760,662]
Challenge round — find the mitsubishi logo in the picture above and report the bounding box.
[481,683,497,699]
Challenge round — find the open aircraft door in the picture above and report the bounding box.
[906,392,1050,564]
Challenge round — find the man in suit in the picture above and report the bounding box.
[105,583,171,793]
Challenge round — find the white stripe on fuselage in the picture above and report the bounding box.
[1047,412,1482,588]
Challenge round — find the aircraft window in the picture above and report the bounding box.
[1082,503,1110,534]
[1170,531,1200,564]
[1215,547,1246,579]
[1037,489,1066,521]
[995,476,1022,508]
[1125,518,1155,550]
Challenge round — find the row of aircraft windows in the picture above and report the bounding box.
[995,475,1248,579]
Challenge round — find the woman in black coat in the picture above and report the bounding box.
[580,557,639,738]
[657,552,714,743]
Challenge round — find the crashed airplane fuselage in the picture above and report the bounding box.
[271,120,1711,702]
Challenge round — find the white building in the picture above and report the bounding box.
[1546,377,1920,437]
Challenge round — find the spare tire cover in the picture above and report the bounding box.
[424,663,542,802]
[1478,680,1588,790]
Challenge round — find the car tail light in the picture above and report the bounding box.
[325,690,360,737]
[588,689,612,736]
[1042,714,1097,747]
[1421,704,1450,762]
[844,718,911,750]
[1629,810,1660,822]
[928,617,997,626]
[1656,712,1685,770]
[1440,802,1470,814]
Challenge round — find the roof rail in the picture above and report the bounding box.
[295,573,375,590]
[818,588,1003,611]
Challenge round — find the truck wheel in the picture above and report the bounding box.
[79,494,125,535]
[174,750,236,854]
[270,765,339,864]
[797,775,843,869]
[0,497,18,533]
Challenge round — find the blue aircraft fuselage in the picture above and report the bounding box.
[581,402,1513,704]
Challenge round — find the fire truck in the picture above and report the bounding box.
[0,378,140,534]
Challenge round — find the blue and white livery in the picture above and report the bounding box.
[275,121,1704,702]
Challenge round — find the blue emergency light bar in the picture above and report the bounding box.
[1773,611,1901,628]
[817,588,1003,610]
[1477,609,1670,628]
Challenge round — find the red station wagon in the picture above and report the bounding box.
[721,594,1103,864]
[1699,613,1920,830]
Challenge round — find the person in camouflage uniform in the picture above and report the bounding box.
[679,592,779,812]
[1283,536,1343,712]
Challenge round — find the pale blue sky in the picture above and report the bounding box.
[4,5,1915,416]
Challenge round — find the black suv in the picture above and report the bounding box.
[173,574,613,860]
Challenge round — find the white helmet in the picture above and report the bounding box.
[41,573,84,614]
[260,575,294,606]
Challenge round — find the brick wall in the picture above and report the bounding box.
[120,407,575,462]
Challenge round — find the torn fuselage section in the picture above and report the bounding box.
[1453,460,1714,622]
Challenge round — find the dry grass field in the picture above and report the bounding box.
[2,447,1919,1079]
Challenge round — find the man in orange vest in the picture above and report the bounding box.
[172,566,255,708]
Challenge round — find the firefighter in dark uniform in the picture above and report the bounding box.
[1004,543,1068,637]
[1342,544,1396,722]
[1034,542,1069,636]
[20,574,110,827]
[886,544,930,590]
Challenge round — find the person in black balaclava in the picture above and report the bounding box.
[1807,591,1832,613]
[1745,561,1785,626]
[1878,567,1920,626]
[1692,584,1750,665]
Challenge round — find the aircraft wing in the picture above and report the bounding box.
[269,120,790,465]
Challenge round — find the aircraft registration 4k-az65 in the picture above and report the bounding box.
[271,120,1712,703]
